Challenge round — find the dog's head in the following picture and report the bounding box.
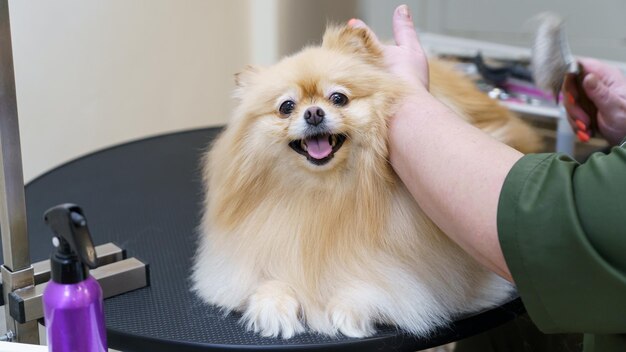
[227,25,405,179]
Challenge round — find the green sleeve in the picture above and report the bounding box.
[497,144,626,334]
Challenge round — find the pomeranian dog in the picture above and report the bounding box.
[192,25,540,339]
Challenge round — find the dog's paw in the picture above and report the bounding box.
[327,300,376,338]
[241,281,305,339]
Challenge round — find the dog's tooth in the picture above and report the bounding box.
[301,140,308,151]
[330,135,336,147]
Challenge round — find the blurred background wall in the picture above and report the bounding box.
[7,0,626,181]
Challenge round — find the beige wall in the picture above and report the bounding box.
[277,0,357,56]
[10,0,250,181]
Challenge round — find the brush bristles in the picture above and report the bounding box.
[531,12,567,93]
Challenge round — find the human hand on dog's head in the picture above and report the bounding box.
[348,5,429,93]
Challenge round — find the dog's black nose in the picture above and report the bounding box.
[304,106,325,126]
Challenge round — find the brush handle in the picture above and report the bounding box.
[563,63,599,137]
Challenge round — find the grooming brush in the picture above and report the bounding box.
[532,13,598,139]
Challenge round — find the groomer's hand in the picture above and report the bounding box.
[564,58,626,146]
[349,5,429,92]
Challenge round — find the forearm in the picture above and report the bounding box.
[389,94,522,281]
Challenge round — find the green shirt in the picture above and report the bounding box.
[498,141,626,351]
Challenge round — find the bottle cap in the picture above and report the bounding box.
[44,204,98,284]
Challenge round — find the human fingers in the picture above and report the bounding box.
[564,102,592,142]
[583,73,625,122]
[583,73,626,145]
[562,73,592,141]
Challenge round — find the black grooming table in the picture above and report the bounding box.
[2,127,525,351]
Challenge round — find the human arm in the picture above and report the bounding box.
[390,91,521,281]
[353,5,626,332]
[353,6,626,282]
[352,6,520,281]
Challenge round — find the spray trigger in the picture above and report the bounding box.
[44,204,98,270]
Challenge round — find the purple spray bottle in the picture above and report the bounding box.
[42,204,107,352]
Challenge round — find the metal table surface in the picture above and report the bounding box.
[1,127,524,351]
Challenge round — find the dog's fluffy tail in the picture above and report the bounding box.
[429,60,543,154]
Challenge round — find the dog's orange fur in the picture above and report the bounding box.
[192,25,540,339]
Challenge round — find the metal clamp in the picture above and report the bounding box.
[0,242,127,302]
[1,242,149,324]
[8,252,149,324]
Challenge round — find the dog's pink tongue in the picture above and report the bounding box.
[306,135,332,159]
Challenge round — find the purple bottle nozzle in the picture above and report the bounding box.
[44,204,98,284]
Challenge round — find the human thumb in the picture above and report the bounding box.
[392,5,420,49]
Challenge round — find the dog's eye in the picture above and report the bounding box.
[329,92,349,107]
[279,100,296,116]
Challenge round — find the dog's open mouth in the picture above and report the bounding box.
[289,133,347,165]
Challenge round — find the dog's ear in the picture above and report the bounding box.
[322,25,383,65]
[233,65,265,100]
[234,64,263,88]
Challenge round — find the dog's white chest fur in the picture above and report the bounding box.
[192,177,512,338]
